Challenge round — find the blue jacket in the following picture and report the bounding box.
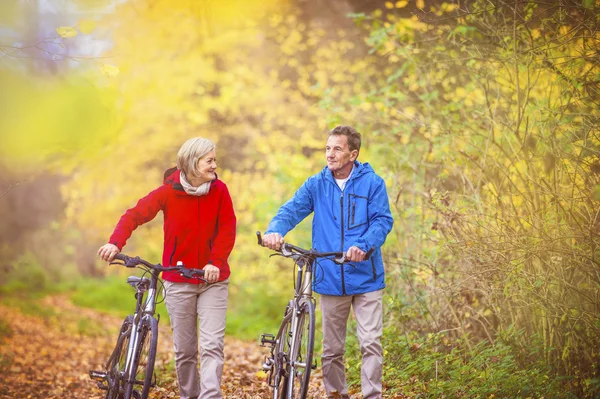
[266,161,394,296]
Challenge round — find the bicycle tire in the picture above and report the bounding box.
[272,307,293,399]
[287,300,315,399]
[276,299,316,399]
[106,315,134,399]
[129,315,158,399]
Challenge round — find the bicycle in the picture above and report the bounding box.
[89,253,205,399]
[257,232,373,399]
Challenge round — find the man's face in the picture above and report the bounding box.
[326,134,357,176]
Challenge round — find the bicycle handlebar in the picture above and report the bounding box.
[256,231,374,264]
[112,253,206,280]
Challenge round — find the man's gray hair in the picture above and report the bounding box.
[329,125,361,154]
[177,137,216,179]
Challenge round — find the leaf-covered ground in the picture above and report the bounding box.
[0,295,329,398]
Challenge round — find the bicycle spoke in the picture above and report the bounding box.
[103,316,133,399]
[274,314,293,399]
[288,301,315,399]
[130,316,158,399]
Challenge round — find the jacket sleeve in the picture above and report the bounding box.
[353,176,394,252]
[208,184,237,269]
[109,186,167,250]
[265,178,314,237]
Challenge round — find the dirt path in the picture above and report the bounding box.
[0,295,327,398]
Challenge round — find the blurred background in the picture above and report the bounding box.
[1,0,599,397]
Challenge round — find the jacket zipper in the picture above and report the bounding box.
[371,258,376,280]
[169,237,178,266]
[351,200,356,225]
[340,194,346,296]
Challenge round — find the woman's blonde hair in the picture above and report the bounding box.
[177,137,216,179]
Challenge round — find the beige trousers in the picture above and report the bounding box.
[320,289,384,399]
[164,280,229,399]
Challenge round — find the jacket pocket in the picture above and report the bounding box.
[348,194,368,230]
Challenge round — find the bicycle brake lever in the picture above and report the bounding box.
[179,268,205,280]
[109,261,125,266]
[109,260,136,268]
[281,244,293,257]
[333,255,346,265]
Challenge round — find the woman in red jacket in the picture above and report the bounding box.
[98,137,236,399]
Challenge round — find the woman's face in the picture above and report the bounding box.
[195,150,217,184]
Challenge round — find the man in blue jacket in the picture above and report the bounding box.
[263,125,394,399]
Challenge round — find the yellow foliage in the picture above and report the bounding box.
[101,64,120,77]
[0,69,119,172]
[56,26,78,37]
[78,19,97,34]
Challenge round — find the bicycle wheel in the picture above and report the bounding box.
[287,300,315,399]
[129,315,158,399]
[106,316,134,399]
[272,308,293,399]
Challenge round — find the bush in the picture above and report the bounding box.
[345,326,570,398]
[0,252,52,298]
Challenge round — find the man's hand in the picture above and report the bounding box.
[203,264,220,283]
[98,243,120,262]
[262,233,285,251]
[346,246,366,262]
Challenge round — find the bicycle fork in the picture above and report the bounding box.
[124,287,156,384]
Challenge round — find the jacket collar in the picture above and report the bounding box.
[163,167,218,193]
[322,160,370,184]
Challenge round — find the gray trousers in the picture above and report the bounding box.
[164,280,229,399]
[320,289,383,399]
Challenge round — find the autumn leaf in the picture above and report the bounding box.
[101,64,120,77]
[56,26,78,37]
[395,0,409,8]
[79,19,97,34]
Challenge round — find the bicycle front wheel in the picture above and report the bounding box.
[129,315,158,399]
[272,305,293,399]
[106,315,134,399]
[285,299,316,399]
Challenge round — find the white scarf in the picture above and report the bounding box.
[180,171,211,196]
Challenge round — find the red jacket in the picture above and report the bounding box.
[109,167,237,283]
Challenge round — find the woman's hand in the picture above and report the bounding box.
[203,264,220,283]
[98,243,120,262]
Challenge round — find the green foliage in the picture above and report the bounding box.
[68,272,292,341]
[346,326,566,398]
[0,252,53,298]
[69,275,169,321]
[330,0,600,396]
[226,282,289,341]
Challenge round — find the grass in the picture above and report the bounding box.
[68,273,293,342]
